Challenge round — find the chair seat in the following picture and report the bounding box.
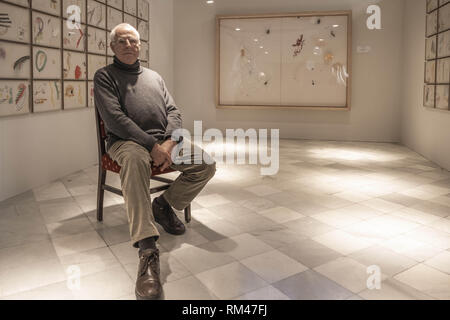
[101,153,175,176]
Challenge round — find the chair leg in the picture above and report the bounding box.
[184,204,191,223]
[97,167,107,222]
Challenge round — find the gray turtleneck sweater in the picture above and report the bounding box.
[93,56,182,152]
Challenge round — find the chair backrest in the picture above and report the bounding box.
[94,107,107,162]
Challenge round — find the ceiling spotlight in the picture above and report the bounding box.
[333,24,339,28]
[235,28,241,31]
[260,46,264,49]
[206,0,214,4]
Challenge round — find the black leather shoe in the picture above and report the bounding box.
[135,248,162,300]
[152,200,186,235]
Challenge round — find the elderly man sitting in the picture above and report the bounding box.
[94,23,215,300]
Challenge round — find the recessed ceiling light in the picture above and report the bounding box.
[254,38,258,42]
[265,51,269,54]
[235,28,241,31]
[260,46,264,49]
[333,24,339,28]
[206,0,214,4]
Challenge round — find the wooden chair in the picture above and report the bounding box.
[94,107,191,223]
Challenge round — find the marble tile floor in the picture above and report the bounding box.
[0,140,449,300]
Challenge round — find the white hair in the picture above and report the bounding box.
[110,23,140,44]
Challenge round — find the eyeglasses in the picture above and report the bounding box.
[114,37,140,46]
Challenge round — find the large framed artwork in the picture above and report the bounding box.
[424,0,450,110]
[0,0,149,117]
[216,11,352,110]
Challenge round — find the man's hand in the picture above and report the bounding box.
[150,143,172,170]
[157,140,178,171]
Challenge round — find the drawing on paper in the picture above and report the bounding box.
[64,81,86,109]
[33,80,62,112]
[0,81,29,116]
[0,2,29,42]
[218,13,351,108]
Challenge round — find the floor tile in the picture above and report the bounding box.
[394,264,450,300]
[424,251,450,274]
[233,285,290,300]
[240,250,308,283]
[282,217,333,238]
[96,224,131,246]
[196,262,267,299]
[359,278,435,300]
[313,230,373,255]
[273,270,354,300]
[314,257,385,294]
[71,265,134,300]
[33,182,71,202]
[213,233,274,260]
[278,239,342,269]
[46,216,94,239]
[259,206,305,223]
[380,235,443,262]
[51,231,107,257]
[171,242,236,274]
[58,247,120,277]
[349,245,418,277]
[194,194,231,208]
[163,276,217,300]
[245,185,281,197]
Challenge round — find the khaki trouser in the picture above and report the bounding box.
[108,139,216,247]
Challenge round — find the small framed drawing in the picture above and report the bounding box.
[438,30,450,58]
[32,0,61,16]
[33,80,62,113]
[63,81,86,109]
[87,26,107,54]
[0,41,31,79]
[88,54,106,80]
[425,60,436,83]
[427,0,438,13]
[87,0,106,29]
[436,85,449,109]
[63,51,87,80]
[33,47,61,79]
[63,0,86,24]
[427,10,438,37]
[436,57,450,83]
[0,2,30,43]
[107,7,123,31]
[125,0,137,16]
[0,80,30,117]
[32,12,61,48]
[424,85,435,108]
[426,36,437,60]
[88,81,95,107]
[109,0,122,11]
[63,23,86,52]
[438,3,450,32]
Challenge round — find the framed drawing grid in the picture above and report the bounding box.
[0,0,149,117]
[216,11,352,110]
[424,0,450,110]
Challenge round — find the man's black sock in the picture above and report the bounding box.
[138,236,157,250]
[155,194,169,207]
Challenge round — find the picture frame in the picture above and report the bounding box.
[427,0,439,13]
[426,10,438,37]
[33,80,62,113]
[216,11,352,110]
[424,84,436,108]
[0,0,149,117]
[436,84,449,109]
[0,80,30,117]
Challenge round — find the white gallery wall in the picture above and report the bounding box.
[0,109,98,202]
[172,0,405,142]
[401,0,450,170]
